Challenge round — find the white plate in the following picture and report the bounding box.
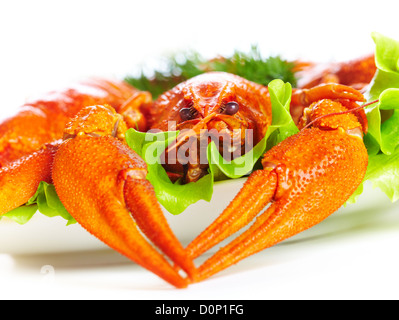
[0,178,397,256]
[0,178,245,255]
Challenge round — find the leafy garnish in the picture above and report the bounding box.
[125,51,205,99]
[126,79,297,215]
[363,32,399,156]
[210,47,297,87]
[2,181,76,225]
[125,46,297,98]
[207,80,298,181]
[348,32,399,203]
[125,130,214,215]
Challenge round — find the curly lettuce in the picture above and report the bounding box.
[348,32,399,203]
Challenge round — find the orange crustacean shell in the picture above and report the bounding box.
[0,53,376,288]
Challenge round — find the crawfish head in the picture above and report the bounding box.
[147,72,272,183]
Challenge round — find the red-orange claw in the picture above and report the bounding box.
[52,135,190,288]
[0,141,60,216]
[188,93,369,283]
[186,169,278,260]
[193,127,368,283]
[123,175,196,279]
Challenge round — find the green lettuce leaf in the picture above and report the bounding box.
[267,79,299,145]
[125,129,215,215]
[363,32,399,155]
[2,181,76,225]
[349,32,399,204]
[207,79,298,180]
[349,144,399,204]
[365,147,399,202]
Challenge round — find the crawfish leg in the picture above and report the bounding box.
[290,83,366,125]
[186,169,278,259]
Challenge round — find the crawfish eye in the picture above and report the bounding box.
[179,107,197,121]
[221,101,239,116]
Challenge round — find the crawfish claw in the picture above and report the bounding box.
[0,141,60,215]
[52,135,193,288]
[187,98,368,282]
[52,105,194,288]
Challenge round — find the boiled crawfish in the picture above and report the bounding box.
[0,81,193,288]
[0,55,375,288]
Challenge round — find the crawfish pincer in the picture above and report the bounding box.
[186,83,368,282]
[52,105,194,288]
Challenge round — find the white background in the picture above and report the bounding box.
[1,0,399,300]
